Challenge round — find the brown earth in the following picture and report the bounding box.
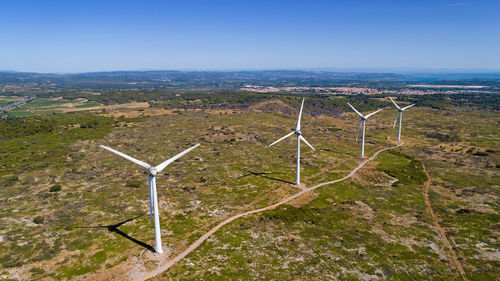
[350,161,398,187]
[61,102,150,113]
[249,100,298,115]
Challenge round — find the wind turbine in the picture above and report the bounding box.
[100,143,200,254]
[268,98,315,186]
[347,103,383,158]
[389,97,415,141]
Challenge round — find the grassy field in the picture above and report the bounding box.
[0,99,498,280]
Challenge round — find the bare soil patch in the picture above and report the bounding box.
[351,161,398,187]
[249,100,298,115]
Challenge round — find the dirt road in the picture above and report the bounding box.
[422,163,468,281]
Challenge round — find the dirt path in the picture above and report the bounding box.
[135,142,403,280]
[422,163,468,281]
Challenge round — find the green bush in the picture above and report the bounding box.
[49,184,62,192]
[2,175,18,187]
[472,151,488,156]
[29,267,45,274]
[33,216,44,224]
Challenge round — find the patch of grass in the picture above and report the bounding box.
[261,205,321,225]
[90,250,107,264]
[57,264,97,280]
[75,102,101,108]
[377,150,427,185]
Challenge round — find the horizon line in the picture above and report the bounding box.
[2,67,500,75]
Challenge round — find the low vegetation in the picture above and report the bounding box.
[377,150,428,185]
[0,91,498,280]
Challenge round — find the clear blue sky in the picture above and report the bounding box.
[1,0,499,73]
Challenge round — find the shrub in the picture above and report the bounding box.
[33,216,44,224]
[30,267,45,274]
[2,175,18,187]
[49,184,62,192]
[426,131,460,142]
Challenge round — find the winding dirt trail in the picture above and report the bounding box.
[422,163,468,281]
[136,142,403,280]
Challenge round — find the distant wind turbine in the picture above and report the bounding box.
[100,143,200,254]
[268,98,315,186]
[389,97,415,141]
[347,103,383,158]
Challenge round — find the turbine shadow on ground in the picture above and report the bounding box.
[238,169,295,185]
[74,214,155,253]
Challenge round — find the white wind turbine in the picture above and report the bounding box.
[100,143,200,254]
[347,103,383,158]
[389,97,415,141]
[268,98,315,186]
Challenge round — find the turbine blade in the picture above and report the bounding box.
[100,145,151,169]
[299,135,315,151]
[356,120,362,142]
[402,104,415,111]
[268,131,295,147]
[365,108,383,119]
[296,98,305,131]
[393,111,399,128]
[347,103,365,119]
[155,143,200,172]
[148,175,154,220]
[389,97,401,110]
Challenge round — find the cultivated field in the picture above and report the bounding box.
[0,95,151,118]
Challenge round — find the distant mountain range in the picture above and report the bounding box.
[1,70,499,90]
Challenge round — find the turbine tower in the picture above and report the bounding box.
[389,97,415,141]
[100,143,200,254]
[347,103,383,158]
[268,98,315,186]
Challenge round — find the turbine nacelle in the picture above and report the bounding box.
[148,167,158,176]
[390,97,414,112]
[294,130,302,136]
